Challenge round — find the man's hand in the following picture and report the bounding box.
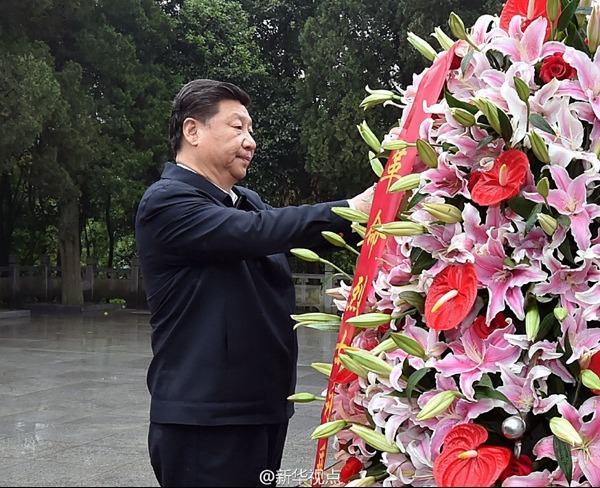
[349,184,376,215]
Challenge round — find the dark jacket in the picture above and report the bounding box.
[135,162,354,426]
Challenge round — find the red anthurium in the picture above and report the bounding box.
[472,312,508,339]
[587,350,600,395]
[433,424,512,487]
[339,456,363,483]
[499,453,534,484]
[470,149,529,206]
[499,0,558,40]
[424,263,478,331]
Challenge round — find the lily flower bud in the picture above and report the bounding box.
[339,353,370,379]
[529,130,550,163]
[346,312,393,329]
[448,12,468,41]
[369,151,384,177]
[390,332,427,359]
[373,221,426,236]
[407,32,437,61]
[332,207,369,224]
[525,300,540,341]
[381,139,413,151]
[422,202,463,224]
[513,76,530,103]
[389,173,421,193]
[348,424,401,453]
[345,349,393,376]
[451,108,476,127]
[553,307,568,321]
[360,85,401,110]
[549,417,584,447]
[311,419,348,439]
[370,337,397,355]
[537,176,550,199]
[577,0,592,28]
[311,362,333,377]
[322,230,347,248]
[547,0,560,23]
[357,121,382,153]
[537,213,558,236]
[588,4,600,55]
[581,369,600,391]
[291,248,320,262]
[288,392,324,403]
[432,27,455,50]
[416,139,439,168]
[416,390,461,421]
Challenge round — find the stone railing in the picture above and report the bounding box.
[0,255,340,313]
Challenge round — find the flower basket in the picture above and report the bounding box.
[290,1,600,486]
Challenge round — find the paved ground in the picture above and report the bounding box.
[0,309,341,487]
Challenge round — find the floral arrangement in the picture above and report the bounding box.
[290,0,600,486]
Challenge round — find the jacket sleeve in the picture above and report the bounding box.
[135,180,356,262]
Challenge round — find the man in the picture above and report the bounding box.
[135,79,374,487]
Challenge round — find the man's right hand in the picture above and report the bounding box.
[349,184,376,215]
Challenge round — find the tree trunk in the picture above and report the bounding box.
[58,195,83,305]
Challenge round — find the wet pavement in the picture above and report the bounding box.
[0,309,340,487]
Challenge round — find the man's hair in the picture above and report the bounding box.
[169,79,251,153]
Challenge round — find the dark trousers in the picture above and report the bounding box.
[148,421,289,487]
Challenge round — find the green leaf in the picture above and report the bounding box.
[553,436,573,485]
[460,49,474,75]
[535,313,558,342]
[530,113,556,135]
[524,202,544,233]
[444,90,478,114]
[476,135,495,150]
[406,367,430,398]
[411,249,436,275]
[507,196,539,219]
[497,107,513,143]
[557,0,580,32]
[473,385,515,409]
[398,291,425,313]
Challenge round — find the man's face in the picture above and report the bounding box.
[194,99,256,188]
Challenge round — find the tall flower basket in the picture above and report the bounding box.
[289,0,600,486]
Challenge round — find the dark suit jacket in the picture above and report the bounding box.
[135,162,354,426]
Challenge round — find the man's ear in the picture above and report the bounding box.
[182,117,202,146]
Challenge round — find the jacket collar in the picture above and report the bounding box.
[161,162,244,206]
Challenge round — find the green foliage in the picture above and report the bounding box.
[297,0,506,197]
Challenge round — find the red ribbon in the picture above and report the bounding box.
[311,44,458,487]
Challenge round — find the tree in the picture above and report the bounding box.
[298,0,506,198]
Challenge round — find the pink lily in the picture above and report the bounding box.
[524,165,600,249]
[534,397,600,486]
[562,47,600,120]
[434,324,521,399]
[488,16,564,64]
[474,235,547,321]
[497,364,566,415]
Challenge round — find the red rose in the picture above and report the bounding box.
[499,454,534,483]
[539,53,577,83]
[470,149,529,206]
[472,313,508,339]
[339,456,363,483]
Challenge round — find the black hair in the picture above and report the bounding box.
[169,79,251,153]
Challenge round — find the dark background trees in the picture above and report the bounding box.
[0,0,503,305]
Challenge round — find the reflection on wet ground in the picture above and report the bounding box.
[0,310,338,487]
